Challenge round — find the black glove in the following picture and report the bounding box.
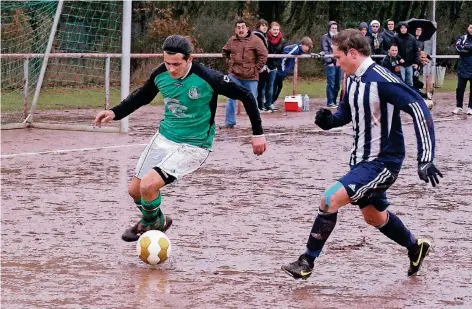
[418,162,443,187]
[315,108,334,130]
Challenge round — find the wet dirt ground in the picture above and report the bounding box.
[1,93,471,309]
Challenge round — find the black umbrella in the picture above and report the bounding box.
[405,18,437,41]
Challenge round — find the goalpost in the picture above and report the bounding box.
[1,0,131,132]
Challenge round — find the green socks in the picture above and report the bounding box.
[139,194,165,227]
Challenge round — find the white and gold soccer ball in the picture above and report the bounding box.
[136,230,171,265]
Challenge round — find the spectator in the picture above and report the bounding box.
[413,51,432,98]
[359,22,369,37]
[415,27,425,51]
[381,43,403,78]
[453,23,472,115]
[263,21,285,113]
[272,36,313,106]
[381,19,396,53]
[221,19,268,129]
[369,20,384,64]
[253,19,269,111]
[322,21,342,108]
[392,22,419,87]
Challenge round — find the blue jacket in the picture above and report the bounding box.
[277,43,304,78]
[456,34,472,79]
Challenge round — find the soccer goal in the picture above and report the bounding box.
[1,0,131,132]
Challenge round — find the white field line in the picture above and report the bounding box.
[0,116,463,159]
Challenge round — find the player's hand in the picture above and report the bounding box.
[315,108,334,130]
[93,110,115,127]
[251,135,267,156]
[418,162,443,187]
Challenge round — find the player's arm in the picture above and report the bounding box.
[205,69,266,155]
[315,78,352,130]
[207,71,263,136]
[110,66,162,120]
[378,82,443,186]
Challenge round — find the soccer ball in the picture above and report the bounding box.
[136,230,171,265]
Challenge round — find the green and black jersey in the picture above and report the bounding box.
[111,62,263,149]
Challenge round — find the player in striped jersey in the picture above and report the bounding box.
[282,29,443,280]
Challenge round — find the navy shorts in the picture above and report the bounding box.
[338,160,399,212]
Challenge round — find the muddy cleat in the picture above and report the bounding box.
[407,239,431,276]
[281,254,314,280]
[121,216,173,242]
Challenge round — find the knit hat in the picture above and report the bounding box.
[370,20,380,26]
[359,22,368,30]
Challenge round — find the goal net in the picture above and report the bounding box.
[1,1,125,131]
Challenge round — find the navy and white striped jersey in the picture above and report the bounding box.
[331,57,435,169]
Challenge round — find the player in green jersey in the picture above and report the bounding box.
[94,35,267,241]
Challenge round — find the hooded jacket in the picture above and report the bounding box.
[321,21,338,65]
[392,22,419,66]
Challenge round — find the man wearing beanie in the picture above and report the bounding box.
[322,21,342,108]
[392,22,419,87]
[369,20,384,64]
[359,22,369,37]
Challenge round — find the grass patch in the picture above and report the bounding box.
[1,75,459,112]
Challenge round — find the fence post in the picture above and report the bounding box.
[120,0,132,133]
[105,56,110,109]
[292,57,298,95]
[23,58,29,120]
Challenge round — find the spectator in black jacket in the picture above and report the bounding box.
[381,43,402,78]
[453,23,472,115]
[381,19,396,53]
[392,22,419,87]
[415,27,425,51]
[262,21,285,112]
[253,19,269,111]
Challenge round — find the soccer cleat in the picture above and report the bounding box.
[122,215,173,242]
[467,108,472,115]
[452,107,463,115]
[407,238,431,276]
[281,254,314,280]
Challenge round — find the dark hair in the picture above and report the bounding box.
[332,29,371,56]
[234,19,246,27]
[256,19,268,29]
[300,36,313,47]
[389,43,398,48]
[162,35,193,60]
